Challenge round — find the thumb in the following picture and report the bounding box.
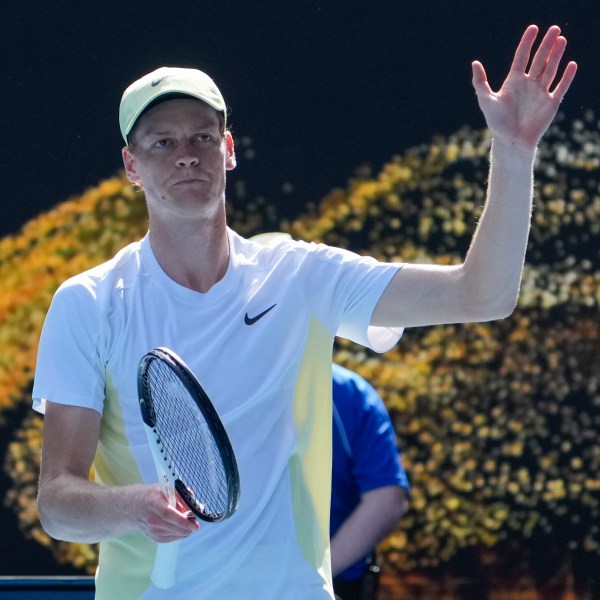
[471,61,493,96]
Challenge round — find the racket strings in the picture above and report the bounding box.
[146,361,230,519]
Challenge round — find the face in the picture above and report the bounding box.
[122,98,236,223]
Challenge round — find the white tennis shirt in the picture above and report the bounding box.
[33,230,402,599]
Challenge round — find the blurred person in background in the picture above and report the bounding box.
[331,364,409,600]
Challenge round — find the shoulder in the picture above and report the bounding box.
[231,229,378,268]
[51,240,143,308]
[332,364,391,432]
[231,229,308,262]
[332,364,379,406]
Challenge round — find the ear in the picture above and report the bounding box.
[225,132,236,170]
[122,146,142,184]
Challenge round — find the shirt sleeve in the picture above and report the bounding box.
[294,242,404,352]
[32,276,106,415]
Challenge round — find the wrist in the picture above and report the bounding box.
[491,137,537,165]
[123,484,150,530]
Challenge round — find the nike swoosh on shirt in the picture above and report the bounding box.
[244,304,277,325]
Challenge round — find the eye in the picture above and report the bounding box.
[194,134,212,143]
[153,139,171,148]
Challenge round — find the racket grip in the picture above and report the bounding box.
[151,540,181,589]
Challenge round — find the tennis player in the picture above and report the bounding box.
[34,25,576,599]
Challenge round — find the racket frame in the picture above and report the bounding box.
[138,346,240,522]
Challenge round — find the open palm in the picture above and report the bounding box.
[472,25,577,151]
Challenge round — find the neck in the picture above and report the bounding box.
[148,213,230,293]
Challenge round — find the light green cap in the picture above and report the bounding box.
[119,66,227,142]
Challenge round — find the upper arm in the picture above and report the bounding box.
[39,402,102,486]
[338,371,409,493]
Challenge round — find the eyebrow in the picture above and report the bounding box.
[140,129,175,138]
[138,122,220,137]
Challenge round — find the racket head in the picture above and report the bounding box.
[138,347,240,522]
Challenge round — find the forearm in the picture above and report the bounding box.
[331,486,408,577]
[38,474,145,543]
[460,138,536,318]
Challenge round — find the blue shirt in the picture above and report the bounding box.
[330,364,410,581]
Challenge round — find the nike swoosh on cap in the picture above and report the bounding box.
[244,304,276,325]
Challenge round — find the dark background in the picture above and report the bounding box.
[1,0,598,240]
[1,0,599,577]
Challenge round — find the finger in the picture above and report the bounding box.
[550,61,578,101]
[539,36,567,90]
[528,25,562,78]
[165,503,200,532]
[175,495,197,521]
[471,61,494,96]
[509,24,540,73]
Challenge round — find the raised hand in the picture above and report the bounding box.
[472,25,577,151]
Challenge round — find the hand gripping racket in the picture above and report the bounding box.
[138,347,240,588]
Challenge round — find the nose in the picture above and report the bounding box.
[176,154,199,168]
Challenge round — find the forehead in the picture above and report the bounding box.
[134,98,221,136]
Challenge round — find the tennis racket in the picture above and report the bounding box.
[138,347,240,589]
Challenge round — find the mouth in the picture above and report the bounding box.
[173,178,207,186]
